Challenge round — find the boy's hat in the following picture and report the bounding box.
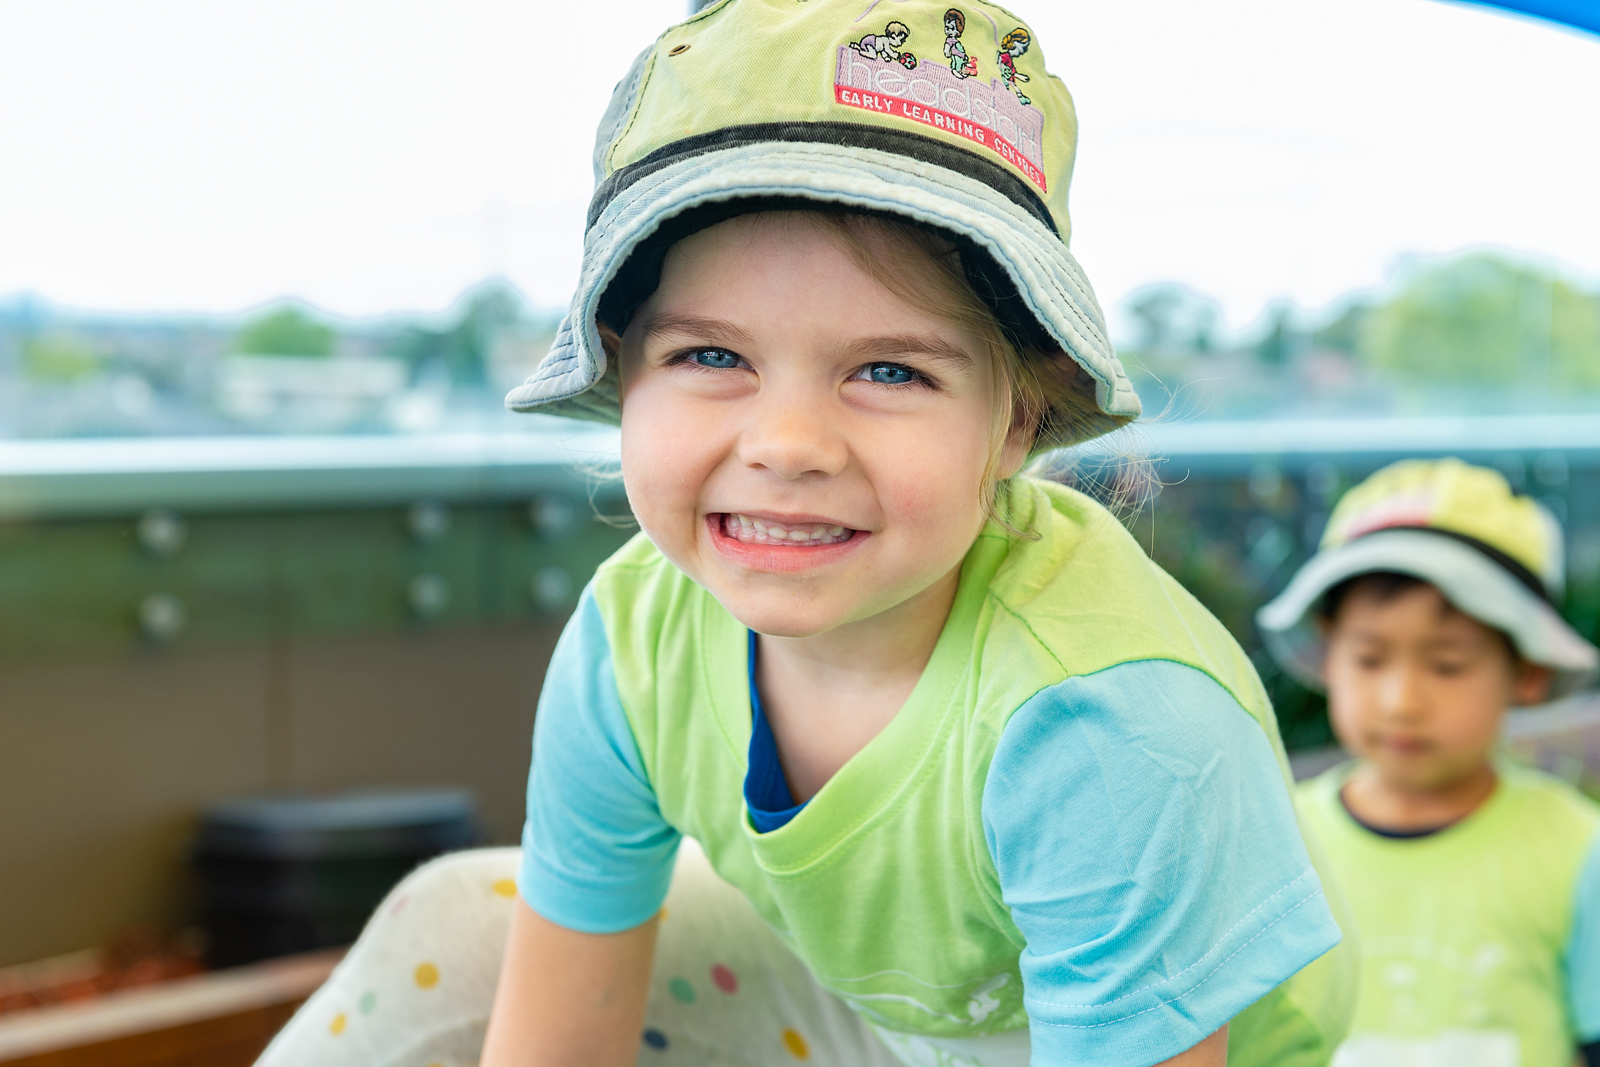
[504,0,1140,449]
[1258,458,1599,699]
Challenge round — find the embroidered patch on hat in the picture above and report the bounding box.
[833,5,1048,191]
[1339,491,1437,541]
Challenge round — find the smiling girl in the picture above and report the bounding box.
[258,3,1350,1066]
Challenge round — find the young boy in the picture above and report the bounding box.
[1259,458,1600,1067]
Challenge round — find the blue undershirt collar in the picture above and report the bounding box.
[744,630,809,833]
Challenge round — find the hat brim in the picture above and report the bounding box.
[1257,529,1600,700]
[504,138,1140,449]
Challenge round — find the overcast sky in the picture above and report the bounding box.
[1,0,1595,341]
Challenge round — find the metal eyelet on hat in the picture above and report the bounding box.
[668,44,691,56]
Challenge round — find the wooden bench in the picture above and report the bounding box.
[0,950,341,1067]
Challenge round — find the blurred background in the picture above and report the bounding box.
[1,0,1597,1062]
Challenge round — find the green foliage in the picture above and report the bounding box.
[1252,302,1297,366]
[1363,255,1600,389]
[387,283,522,385]
[236,306,335,358]
[21,335,104,381]
[1310,301,1370,356]
[1126,284,1218,354]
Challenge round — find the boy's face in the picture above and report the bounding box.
[1323,581,1550,793]
[615,213,1027,640]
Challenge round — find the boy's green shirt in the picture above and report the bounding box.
[1298,762,1600,1066]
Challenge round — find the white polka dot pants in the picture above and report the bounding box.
[254,841,911,1067]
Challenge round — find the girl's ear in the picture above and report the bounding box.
[996,399,1036,479]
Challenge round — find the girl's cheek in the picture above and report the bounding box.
[882,412,989,514]
[625,446,692,513]
[625,407,722,529]
[880,450,962,523]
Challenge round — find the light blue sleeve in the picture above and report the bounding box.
[518,587,681,933]
[1568,832,1600,1042]
[982,659,1343,1066]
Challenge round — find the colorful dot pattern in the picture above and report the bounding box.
[782,1028,810,1059]
[322,873,824,1062]
[320,884,491,1049]
[634,958,812,1060]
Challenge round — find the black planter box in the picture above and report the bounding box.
[193,790,479,968]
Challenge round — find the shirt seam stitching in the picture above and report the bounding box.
[1023,867,1315,1010]
[1027,885,1326,1028]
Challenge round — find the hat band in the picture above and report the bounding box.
[1352,525,1551,603]
[588,122,1058,237]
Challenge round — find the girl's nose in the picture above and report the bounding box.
[737,390,849,482]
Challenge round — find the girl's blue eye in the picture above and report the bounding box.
[689,348,741,370]
[863,363,919,385]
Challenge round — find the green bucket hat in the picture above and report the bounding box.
[1258,458,1599,699]
[504,0,1140,449]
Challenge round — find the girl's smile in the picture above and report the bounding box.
[706,512,866,573]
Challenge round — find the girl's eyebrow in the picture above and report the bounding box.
[640,313,756,347]
[844,334,975,369]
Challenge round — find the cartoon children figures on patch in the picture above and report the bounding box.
[997,28,1031,104]
[942,9,976,79]
[851,21,917,69]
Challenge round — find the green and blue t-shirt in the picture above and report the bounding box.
[519,479,1350,1064]
[1299,763,1600,1067]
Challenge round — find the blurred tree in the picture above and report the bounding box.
[1125,284,1219,355]
[1253,302,1298,367]
[236,306,335,358]
[1363,255,1600,389]
[388,282,523,386]
[1310,301,1371,356]
[21,335,103,381]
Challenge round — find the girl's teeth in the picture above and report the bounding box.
[722,514,854,546]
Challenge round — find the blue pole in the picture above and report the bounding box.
[1445,0,1600,35]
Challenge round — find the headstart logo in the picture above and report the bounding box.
[834,8,1047,192]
